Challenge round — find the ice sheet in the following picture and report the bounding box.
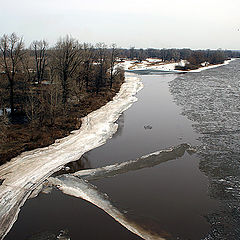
[73,143,192,181]
[48,175,167,240]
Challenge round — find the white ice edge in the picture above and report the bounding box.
[0,74,143,240]
[48,175,166,240]
[73,143,191,181]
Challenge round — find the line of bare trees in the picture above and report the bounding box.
[0,33,124,130]
[119,47,237,64]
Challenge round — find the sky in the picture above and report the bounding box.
[0,0,240,49]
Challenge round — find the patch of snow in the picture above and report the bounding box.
[0,108,11,116]
[146,58,163,63]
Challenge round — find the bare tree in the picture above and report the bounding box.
[0,80,8,142]
[137,48,146,62]
[31,40,48,83]
[95,43,108,93]
[47,81,62,125]
[129,46,135,60]
[82,43,94,90]
[25,87,39,125]
[20,49,33,82]
[52,36,82,107]
[0,114,8,142]
[109,44,118,89]
[0,33,24,117]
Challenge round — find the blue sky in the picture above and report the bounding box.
[1,0,240,49]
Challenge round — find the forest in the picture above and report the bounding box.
[0,33,124,164]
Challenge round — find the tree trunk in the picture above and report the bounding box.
[10,80,14,118]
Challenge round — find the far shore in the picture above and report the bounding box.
[121,58,235,74]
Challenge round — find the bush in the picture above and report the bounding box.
[175,64,199,71]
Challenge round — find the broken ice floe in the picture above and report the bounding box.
[38,143,194,240]
[27,143,194,240]
[26,229,70,240]
[48,175,167,240]
[72,143,192,181]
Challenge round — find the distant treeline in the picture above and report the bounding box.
[118,47,239,69]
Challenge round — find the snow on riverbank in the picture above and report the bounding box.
[117,58,235,74]
[0,74,143,240]
[117,59,181,72]
[190,58,235,72]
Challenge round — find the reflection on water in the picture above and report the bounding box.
[170,59,240,239]
[50,173,173,240]
[86,74,200,169]
[5,189,141,240]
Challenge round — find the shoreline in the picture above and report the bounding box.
[188,58,235,72]
[0,81,125,165]
[0,74,143,239]
[122,58,235,74]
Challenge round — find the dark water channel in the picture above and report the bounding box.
[5,74,221,240]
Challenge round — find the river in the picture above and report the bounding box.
[4,61,239,240]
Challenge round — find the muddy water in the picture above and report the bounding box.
[5,74,219,240]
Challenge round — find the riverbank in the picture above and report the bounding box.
[0,74,143,240]
[0,80,125,165]
[188,58,235,72]
[120,58,235,74]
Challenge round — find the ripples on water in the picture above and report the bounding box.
[170,60,240,239]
